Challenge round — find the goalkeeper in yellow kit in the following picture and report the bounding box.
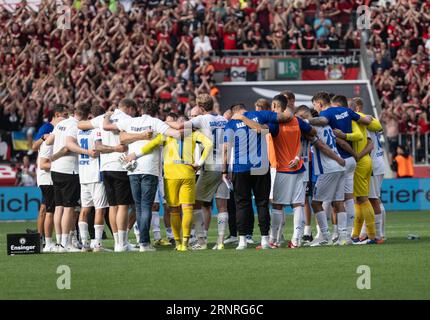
[137,115,213,251]
[333,97,383,245]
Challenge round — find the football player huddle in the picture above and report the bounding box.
[34,91,386,253]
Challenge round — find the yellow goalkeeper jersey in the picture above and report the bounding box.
[140,131,213,180]
[346,112,383,154]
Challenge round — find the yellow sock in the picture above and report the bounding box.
[352,203,364,238]
[360,201,376,240]
[181,206,193,245]
[170,211,182,244]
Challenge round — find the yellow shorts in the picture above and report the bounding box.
[353,156,372,197]
[164,178,195,207]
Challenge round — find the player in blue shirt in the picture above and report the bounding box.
[309,92,371,243]
[223,102,293,250]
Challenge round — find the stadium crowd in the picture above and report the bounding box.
[367,0,430,162]
[0,0,364,166]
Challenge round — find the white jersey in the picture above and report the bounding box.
[36,142,53,186]
[368,130,385,175]
[67,126,103,184]
[191,113,227,171]
[116,115,170,176]
[312,125,345,175]
[51,117,79,174]
[300,137,310,183]
[90,109,131,172]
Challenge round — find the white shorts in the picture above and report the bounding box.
[81,182,108,209]
[195,170,229,202]
[313,171,345,202]
[273,172,305,205]
[369,174,384,199]
[269,167,276,200]
[154,177,166,204]
[344,157,356,194]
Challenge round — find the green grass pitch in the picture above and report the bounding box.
[1,211,430,300]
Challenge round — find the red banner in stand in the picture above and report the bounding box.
[301,55,360,80]
[212,56,259,73]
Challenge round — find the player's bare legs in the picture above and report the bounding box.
[44,212,54,248]
[37,204,46,239]
[53,206,63,248]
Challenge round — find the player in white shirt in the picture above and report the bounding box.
[295,106,347,246]
[106,101,181,252]
[66,105,109,252]
[46,106,88,253]
[165,94,229,250]
[37,141,55,252]
[78,99,136,252]
[360,129,386,242]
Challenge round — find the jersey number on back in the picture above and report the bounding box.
[80,138,89,159]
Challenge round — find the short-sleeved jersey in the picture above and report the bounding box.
[36,141,53,186]
[312,125,345,175]
[190,113,227,172]
[90,109,131,172]
[320,106,361,159]
[224,110,278,174]
[116,114,170,177]
[368,130,385,175]
[67,126,102,184]
[51,117,79,174]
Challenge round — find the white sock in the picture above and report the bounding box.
[94,224,104,245]
[166,227,173,239]
[261,235,269,247]
[151,211,161,240]
[68,232,73,247]
[337,212,347,236]
[239,235,247,247]
[323,201,331,219]
[78,222,89,245]
[45,237,52,247]
[217,212,228,244]
[113,232,119,247]
[192,209,205,239]
[315,211,329,237]
[126,229,129,243]
[292,206,304,241]
[304,225,312,236]
[270,209,283,243]
[345,199,355,236]
[190,229,196,237]
[332,224,338,234]
[360,221,367,238]
[375,214,382,240]
[380,203,386,238]
[55,234,61,244]
[316,224,321,238]
[61,234,68,247]
[118,230,127,247]
[204,230,208,239]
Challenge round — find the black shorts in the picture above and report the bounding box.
[40,185,55,213]
[51,172,80,207]
[102,171,134,206]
